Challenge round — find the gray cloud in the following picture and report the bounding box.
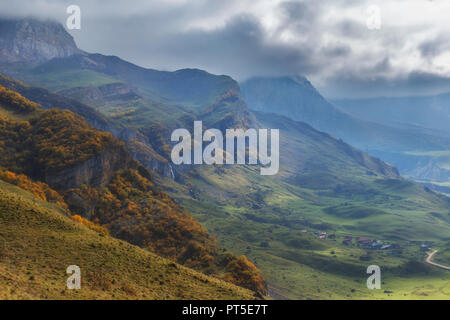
[120,14,320,78]
[321,71,450,99]
[1,0,450,98]
[419,34,450,59]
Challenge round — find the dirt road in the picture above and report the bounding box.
[425,250,450,270]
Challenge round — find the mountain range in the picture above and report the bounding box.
[332,94,450,185]
[241,76,450,189]
[0,17,449,300]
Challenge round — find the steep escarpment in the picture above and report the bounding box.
[0,85,266,295]
[0,73,174,178]
[45,146,130,189]
[0,103,127,186]
[58,82,141,106]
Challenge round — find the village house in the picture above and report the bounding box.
[356,237,372,245]
[389,248,403,255]
[368,241,383,249]
[342,235,353,246]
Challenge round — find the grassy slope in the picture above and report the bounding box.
[157,113,450,299]
[22,69,119,92]
[433,243,450,266]
[0,180,255,300]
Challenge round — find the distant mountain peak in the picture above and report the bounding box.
[240,75,336,122]
[0,16,82,65]
[246,74,310,84]
[242,75,324,102]
[289,74,315,86]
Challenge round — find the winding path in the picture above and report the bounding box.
[425,250,450,270]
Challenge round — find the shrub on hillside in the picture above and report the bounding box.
[0,85,40,113]
[0,169,67,209]
[72,214,109,236]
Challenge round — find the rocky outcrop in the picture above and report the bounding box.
[0,17,82,65]
[45,146,131,190]
[58,82,141,107]
[408,161,450,182]
[127,139,175,179]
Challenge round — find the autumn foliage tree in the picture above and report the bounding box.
[72,214,109,235]
[0,169,67,209]
[0,85,40,113]
[223,255,266,295]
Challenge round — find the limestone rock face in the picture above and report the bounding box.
[0,17,81,65]
[45,146,131,190]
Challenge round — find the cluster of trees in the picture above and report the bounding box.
[0,169,67,209]
[0,85,40,113]
[0,118,31,173]
[0,109,119,176]
[223,255,266,295]
[110,109,136,119]
[71,214,109,235]
[30,109,117,171]
[0,86,119,174]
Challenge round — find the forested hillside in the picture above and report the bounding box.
[0,84,266,295]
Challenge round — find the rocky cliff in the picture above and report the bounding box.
[58,82,141,106]
[45,146,132,190]
[0,17,81,65]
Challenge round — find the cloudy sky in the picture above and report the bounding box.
[2,0,450,98]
